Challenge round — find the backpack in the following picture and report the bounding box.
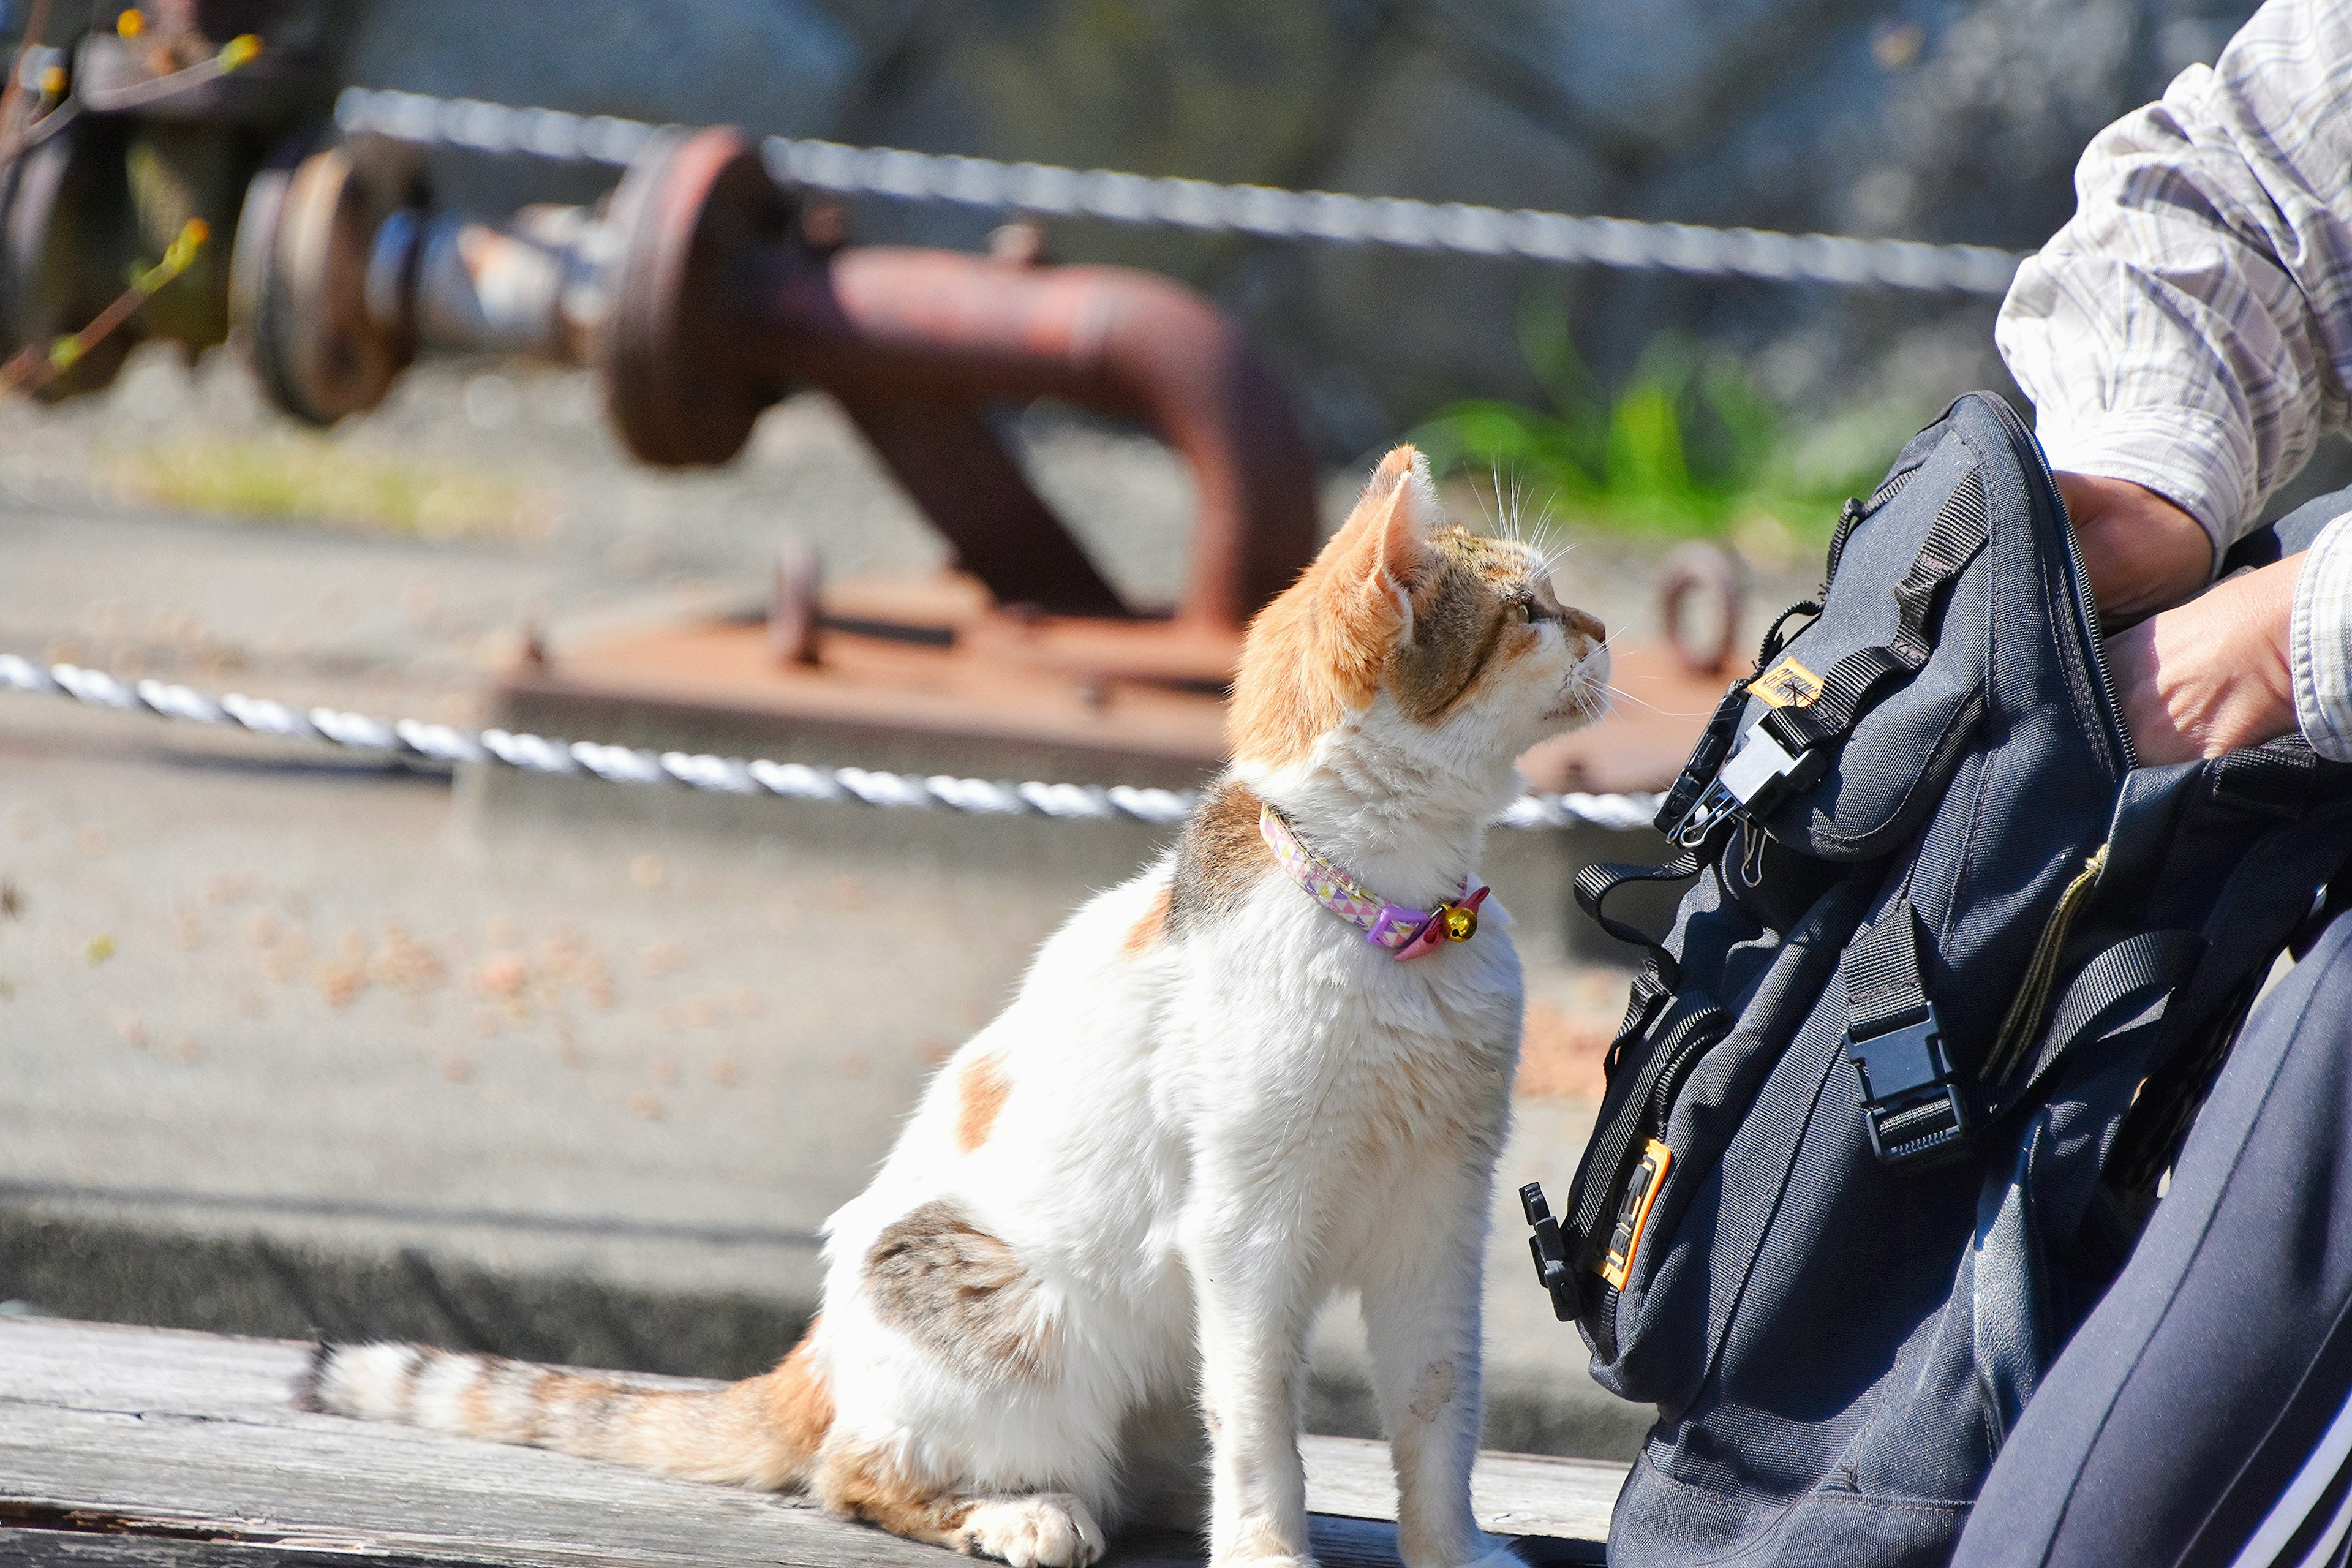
[1521,391,2352,1567]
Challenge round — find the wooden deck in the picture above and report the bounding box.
[0,1320,1619,1566]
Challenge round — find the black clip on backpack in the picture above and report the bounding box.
[1520,391,2352,1567]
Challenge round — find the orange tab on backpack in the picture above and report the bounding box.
[1599,1139,1675,1291]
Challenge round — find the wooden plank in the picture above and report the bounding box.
[0,1320,1613,1567]
[1297,1437,1621,1544]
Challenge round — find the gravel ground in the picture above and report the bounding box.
[0,344,1774,1456]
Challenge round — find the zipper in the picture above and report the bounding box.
[1645,1011,1728,1125]
[1984,395,2137,776]
[1981,843,2109,1085]
[1563,1000,1729,1285]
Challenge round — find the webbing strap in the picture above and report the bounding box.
[1605,959,1673,1080]
[2004,929,2202,1109]
[1763,468,1987,756]
[1843,901,1934,1039]
[1573,850,1703,981]
[2209,737,2320,820]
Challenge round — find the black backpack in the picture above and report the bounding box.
[1522,391,2352,1567]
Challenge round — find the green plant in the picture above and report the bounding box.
[109,437,548,542]
[1409,299,1915,547]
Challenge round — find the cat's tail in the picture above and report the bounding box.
[294,1329,834,1490]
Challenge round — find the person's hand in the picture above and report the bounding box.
[2056,472,2215,620]
[2102,551,2302,764]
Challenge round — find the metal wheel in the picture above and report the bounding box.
[238,145,407,424]
[597,126,796,466]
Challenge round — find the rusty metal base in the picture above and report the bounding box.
[495,592,1729,802]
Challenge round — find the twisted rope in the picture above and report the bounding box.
[333,86,2024,297]
[1,656,1662,832]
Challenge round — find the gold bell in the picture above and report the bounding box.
[1438,903,1478,942]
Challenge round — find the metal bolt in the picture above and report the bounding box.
[771,537,823,668]
[988,220,1047,266]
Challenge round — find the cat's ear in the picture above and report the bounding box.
[1328,445,1439,631]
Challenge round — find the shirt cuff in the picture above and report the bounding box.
[2291,513,2352,763]
[2032,407,2249,581]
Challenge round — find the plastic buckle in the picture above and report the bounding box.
[1520,1182,1583,1322]
[1670,726,1822,847]
[1844,1003,1969,1168]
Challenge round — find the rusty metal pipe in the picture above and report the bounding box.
[250,126,1321,629]
[752,248,1318,628]
[597,127,1320,629]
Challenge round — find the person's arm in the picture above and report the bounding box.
[1998,0,2352,600]
[1996,0,2352,760]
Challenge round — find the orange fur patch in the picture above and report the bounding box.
[457,1375,492,1433]
[815,1442,978,1545]
[763,1321,834,1460]
[1227,446,1434,767]
[1123,883,1172,957]
[1225,443,1562,764]
[954,1052,1010,1153]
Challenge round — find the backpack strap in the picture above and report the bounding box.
[1562,990,1732,1277]
[1572,849,1705,987]
[1667,472,1989,847]
[1760,469,1989,756]
[1991,927,2204,1120]
[1842,900,1970,1169]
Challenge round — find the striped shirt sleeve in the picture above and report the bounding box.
[2294,514,2352,763]
[1996,0,2352,752]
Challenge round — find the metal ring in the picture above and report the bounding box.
[1657,541,1747,675]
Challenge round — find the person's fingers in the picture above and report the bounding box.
[2105,556,2300,763]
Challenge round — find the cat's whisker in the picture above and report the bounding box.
[1605,683,1703,719]
[1469,466,1500,535]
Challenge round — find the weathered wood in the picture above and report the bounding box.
[1297,1438,1621,1545]
[0,1320,1616,1566]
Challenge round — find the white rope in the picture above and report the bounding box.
[0,654,1662,832]
[332,87,2024,297]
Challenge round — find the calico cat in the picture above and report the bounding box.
[298,445,1609,1568]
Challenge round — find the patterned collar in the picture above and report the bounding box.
[1258,803,1489,960]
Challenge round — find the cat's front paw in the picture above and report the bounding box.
[1452,1543,1527,1568]
[957,1493,1106,1568]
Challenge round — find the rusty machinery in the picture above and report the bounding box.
[1,17,1733,791]
[229,123,1357,783]
[0,1,329,394]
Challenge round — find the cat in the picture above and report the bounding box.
[296,445,1609,1568]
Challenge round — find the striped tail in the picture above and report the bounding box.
[294,1332,832,1490]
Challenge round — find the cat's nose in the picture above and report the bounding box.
[1563,608,1605,644]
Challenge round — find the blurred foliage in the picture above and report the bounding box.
[1409,299,1924,551]
[111,438,550,542]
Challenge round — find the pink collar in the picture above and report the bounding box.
[1259,803,1490,960]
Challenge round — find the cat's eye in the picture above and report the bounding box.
[1517,595,1562,624]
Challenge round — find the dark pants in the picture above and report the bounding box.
[1954,908,2352,1568]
